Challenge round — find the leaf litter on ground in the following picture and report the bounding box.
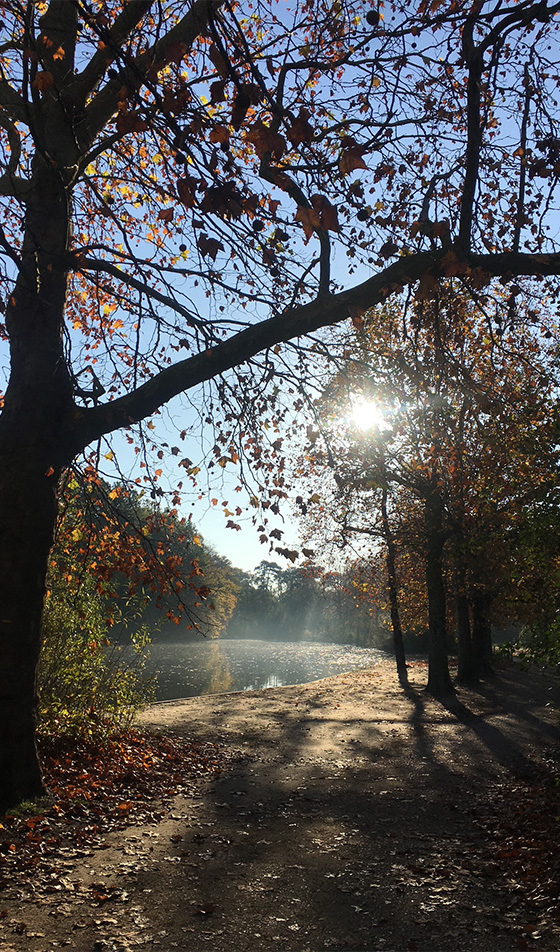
[0,729,244,900]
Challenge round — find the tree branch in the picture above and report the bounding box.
[70,249,560,453]
[0,110,30,200]
[77,0,226,149]
[67,0,154,108]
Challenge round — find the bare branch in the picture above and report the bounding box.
[72,249,560,452]
[77,0,226,149]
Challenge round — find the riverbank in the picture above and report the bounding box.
[1,659,559,951]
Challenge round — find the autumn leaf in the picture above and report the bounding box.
[415,272,440,301]
[275,547,299,562]
[209,125,230,146]
[339,138,367,174]
[162,40,187,67]
[32,71,54,91]
[208,44,229,79]
[295,205,321,241]
[349,305,366,330]
[116,109,147,135]
[157,208,174,222]
[245,121,286,159]
[310,194,340,232]
[379,238,399,258]
[286,108,314,147]
[197,234,224,260]
[177,176,199,209]
[210,80,227,103]
[231,93,251,129]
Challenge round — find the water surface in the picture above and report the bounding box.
[146,639,388,701]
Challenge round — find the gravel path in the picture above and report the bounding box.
[2,659,559,952]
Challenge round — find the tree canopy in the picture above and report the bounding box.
[3,0,560,810]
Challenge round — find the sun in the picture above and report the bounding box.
[350,398,389,432]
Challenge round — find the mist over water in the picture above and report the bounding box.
[146,639,389,701]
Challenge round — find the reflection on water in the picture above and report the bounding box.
[146,639,389,701]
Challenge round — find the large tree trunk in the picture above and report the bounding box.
[381,488,408,688]
[425,490,454,696]
[0,450,62,810]
[0,159,75,811]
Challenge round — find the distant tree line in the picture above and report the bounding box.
[225,560,389,647]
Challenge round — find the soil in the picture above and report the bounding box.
[1,658,559,952]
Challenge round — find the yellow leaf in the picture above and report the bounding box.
[104,450,114,460]
[193,535,202,546]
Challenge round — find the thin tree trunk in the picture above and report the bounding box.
[425,491,454,696]
[471,589,494,677]
[455,577,477,684]
[381,488,408,687]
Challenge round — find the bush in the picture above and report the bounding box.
[39,578,154,738]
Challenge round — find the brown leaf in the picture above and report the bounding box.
[415,272,439,301]
[210,81,227,104]
[275,547,299,562]
[245,121,286,159]
[379,238,399,258]
[231,91,251,130]
[32,70,54,91]
[339,139,367,175]
[116,109,147,135]
[295,204,321,241]
[310,194,340,231]
[209,125,229,145]
[349,305,365,330]
[286,108,314,147]
[176,176,199,209]
[208,44,229,79]
[162,40,187,67]
[197,234,224,260]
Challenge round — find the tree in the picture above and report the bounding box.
[293,286,560,692]
[2,0,560,809]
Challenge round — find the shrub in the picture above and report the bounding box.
[39,578,154,738]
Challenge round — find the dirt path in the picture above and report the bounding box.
[1,660,559,952]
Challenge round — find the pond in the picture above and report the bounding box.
[144,639,389,701]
